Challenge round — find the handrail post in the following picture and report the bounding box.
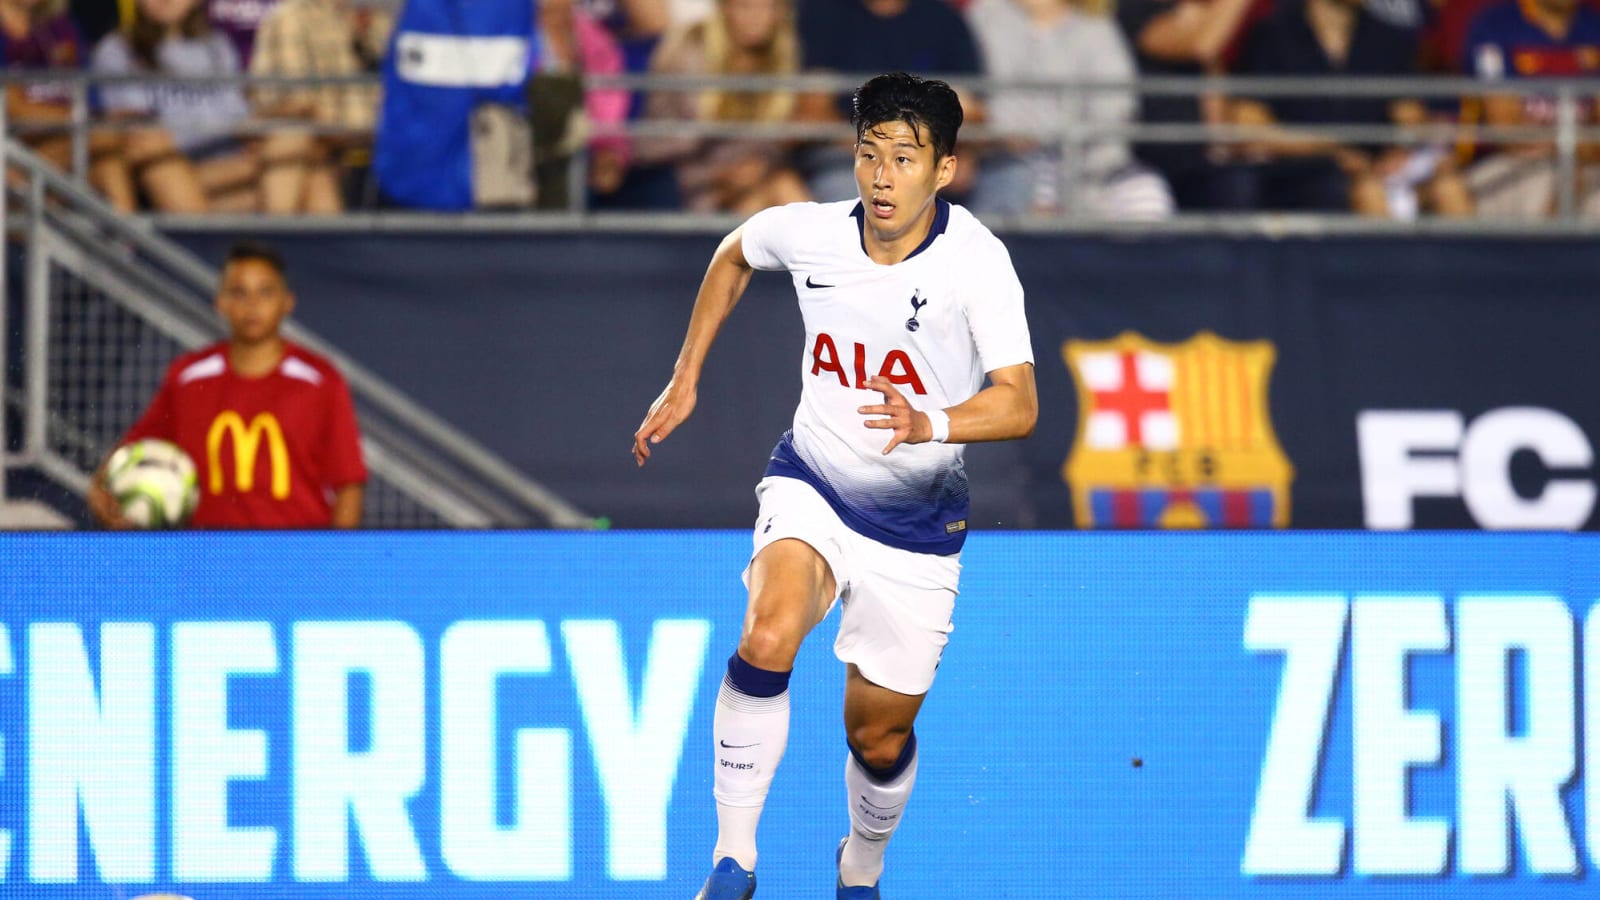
[22,174,48,464]
[1058,82,1085,220]
[71,80,89,183]
[1555,84,1578,222]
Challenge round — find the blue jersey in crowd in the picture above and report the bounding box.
[375,0,538,210]
[1465,0,1600,81]
[1465,0,1600,126]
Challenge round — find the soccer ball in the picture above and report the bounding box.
[105,439,199,529]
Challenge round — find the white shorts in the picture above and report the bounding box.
[742,475,961,695]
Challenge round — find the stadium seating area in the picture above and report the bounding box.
[5,0,1600,218]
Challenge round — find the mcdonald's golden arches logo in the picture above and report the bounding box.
[206,411,290,499]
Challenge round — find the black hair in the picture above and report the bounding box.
[851,72,964,161]
[127,0,209,71]
[223,240,287,278]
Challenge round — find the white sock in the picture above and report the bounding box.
[710,674,790,871]
[840,742,918,887]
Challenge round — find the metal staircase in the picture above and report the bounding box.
[2,137,597,530]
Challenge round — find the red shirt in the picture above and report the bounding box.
[123,341,367,528]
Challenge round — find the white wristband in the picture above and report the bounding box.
[924,408,950,444]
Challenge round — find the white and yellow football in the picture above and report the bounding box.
[105,438,199,529]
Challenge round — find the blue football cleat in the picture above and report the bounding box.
[695,856,755,900]
[836,836,881,899]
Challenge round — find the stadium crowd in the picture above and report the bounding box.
[4,0,1600,218]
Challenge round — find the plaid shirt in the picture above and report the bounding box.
[248,0,390,130]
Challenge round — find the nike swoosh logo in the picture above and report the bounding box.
[805,276,835,289]
[720,740,761,749]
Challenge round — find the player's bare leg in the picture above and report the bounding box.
[837,665,926,895]
[699,538,835,898]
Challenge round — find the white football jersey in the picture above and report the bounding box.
[741,199,1034,555]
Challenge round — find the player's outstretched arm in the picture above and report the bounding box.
[633,227,757,466]
[860,363,1038,453]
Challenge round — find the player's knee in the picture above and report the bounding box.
[847,722,912,773]
[737,621,803,671]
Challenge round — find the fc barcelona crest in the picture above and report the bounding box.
[1062,331,1294,529]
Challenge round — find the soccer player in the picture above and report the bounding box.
[632,72,1037,900]
[88,240,367,528]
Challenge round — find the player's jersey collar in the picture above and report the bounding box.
[849,198,951,264]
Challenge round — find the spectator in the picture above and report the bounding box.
[1116,0,1259,209]
[1416,0,1600,72]
[1462,0,1600,217]
[1226,0,1472,216]
[91,0,329,212]
[968,0,1175,218]
[88,0,227,211]
[537,0,633,207]
[579,0,672,111]
[373,0,536,210]
[1,0,88,174]
[249,0,392,212]
[87,240,366,529]
[632,0,810,213]
[795,0,985,201]
[577,0,676,63]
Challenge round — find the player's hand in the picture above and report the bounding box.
[633,379,698,467]
[86,479,132,530]
[859,375,930,455]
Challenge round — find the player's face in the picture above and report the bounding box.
[216,259,294,345]
[854,120,956,244]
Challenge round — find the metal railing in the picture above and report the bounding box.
[4,70,1600,227]
[2,133,602,528]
